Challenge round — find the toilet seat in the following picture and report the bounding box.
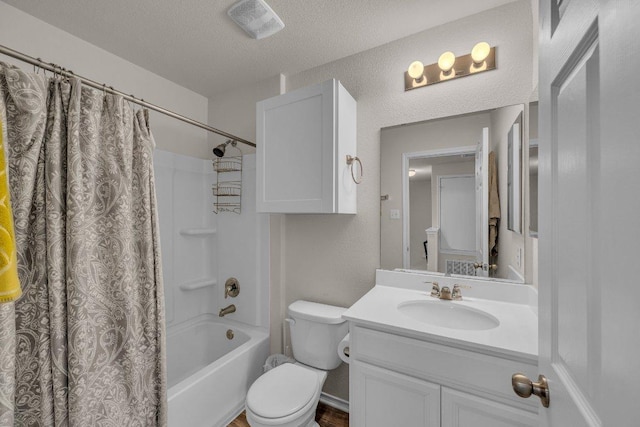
[246,363,318,418]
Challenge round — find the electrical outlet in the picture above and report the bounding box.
[390,209,401,219]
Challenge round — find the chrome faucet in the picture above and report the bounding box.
[219,304,236,317]
[429,283,464,301]
[439,286,452,300]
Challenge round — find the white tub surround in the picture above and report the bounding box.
[344,269,538,427]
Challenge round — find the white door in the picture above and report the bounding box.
[439,175,475,254]
[535,1,640,425]
[475,128,489,277]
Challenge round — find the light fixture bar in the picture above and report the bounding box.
[404,47,496,91]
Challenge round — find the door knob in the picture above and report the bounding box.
[512,373,550,408]
[473,262,498,270]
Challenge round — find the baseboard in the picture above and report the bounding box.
[216,400,245,427]
[320,392,349,413]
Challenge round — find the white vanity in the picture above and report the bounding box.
[343,269,539,427]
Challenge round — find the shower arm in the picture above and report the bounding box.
[0,43,256,148]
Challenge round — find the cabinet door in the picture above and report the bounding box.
[351,361,440,427]
[441,387,537,427]
[256,80,334,213]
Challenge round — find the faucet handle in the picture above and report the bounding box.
[452,284,463,300]
[429,282,440,298]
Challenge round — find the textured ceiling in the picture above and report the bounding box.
[3,0,518,97]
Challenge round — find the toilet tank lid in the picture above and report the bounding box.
[288,300,347,324]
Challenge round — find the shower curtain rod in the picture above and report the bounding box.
[0,43,256,148]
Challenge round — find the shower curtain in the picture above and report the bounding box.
[0,63,166,426]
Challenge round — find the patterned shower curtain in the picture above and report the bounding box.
[0,63,166,426]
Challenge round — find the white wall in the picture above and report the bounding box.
[0,1,211,159]
[216,154,270,328]
[207,74,283,152]
[409,179,431,269]
[207,76,284,347]
[154,151,218,326]
[274,1,535,399]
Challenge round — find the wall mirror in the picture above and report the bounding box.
[380,104,534,283]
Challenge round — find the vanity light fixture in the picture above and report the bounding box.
[405,42,496,91]
[408,169,417,177]
[471,42,491,64]
[438,51,456,79]
[406,61,427,89]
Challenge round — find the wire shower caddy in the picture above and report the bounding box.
[212,154,242,214]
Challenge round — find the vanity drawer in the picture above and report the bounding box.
[351,325,538,412]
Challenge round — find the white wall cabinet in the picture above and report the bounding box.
[256,79,357,213]
[348,325,538,427]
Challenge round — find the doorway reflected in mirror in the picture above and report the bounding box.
[380,104,533,283]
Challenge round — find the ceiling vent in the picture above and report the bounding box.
[227,0,285,40]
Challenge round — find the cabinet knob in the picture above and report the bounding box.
[511,373,550,408]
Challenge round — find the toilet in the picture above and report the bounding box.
[245,300,348,427]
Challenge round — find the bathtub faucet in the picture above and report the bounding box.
[219,304,236,317]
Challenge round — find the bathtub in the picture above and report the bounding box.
[167,314,270,427]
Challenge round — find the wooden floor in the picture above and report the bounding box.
[228,402,349,427]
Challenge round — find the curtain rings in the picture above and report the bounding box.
[346,155,363,184]
[127,95,136,112]
[34,58,43,75]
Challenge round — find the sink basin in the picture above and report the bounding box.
[397,300,500,331]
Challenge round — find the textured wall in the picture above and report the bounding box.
[279,0,535,400]
[0,2,210,159]
[207,74,283,152]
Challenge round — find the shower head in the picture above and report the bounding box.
[213,140,237,157]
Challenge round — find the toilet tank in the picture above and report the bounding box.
[287,300,348,370]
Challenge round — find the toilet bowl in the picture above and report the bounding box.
[244,300,348,427]
[245,363,327,427]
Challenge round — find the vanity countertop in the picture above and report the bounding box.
[343,284,538,363]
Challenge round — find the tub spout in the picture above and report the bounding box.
[219,304,236,317]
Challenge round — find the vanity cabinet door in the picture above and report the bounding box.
[351,360,440,427]
[441,387,537,427]
[256,78,357,214]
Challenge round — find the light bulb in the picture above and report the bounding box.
[438,51,456,73]
[471,42,491,64]
[408,169,417,177]
[407,61,425,81]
